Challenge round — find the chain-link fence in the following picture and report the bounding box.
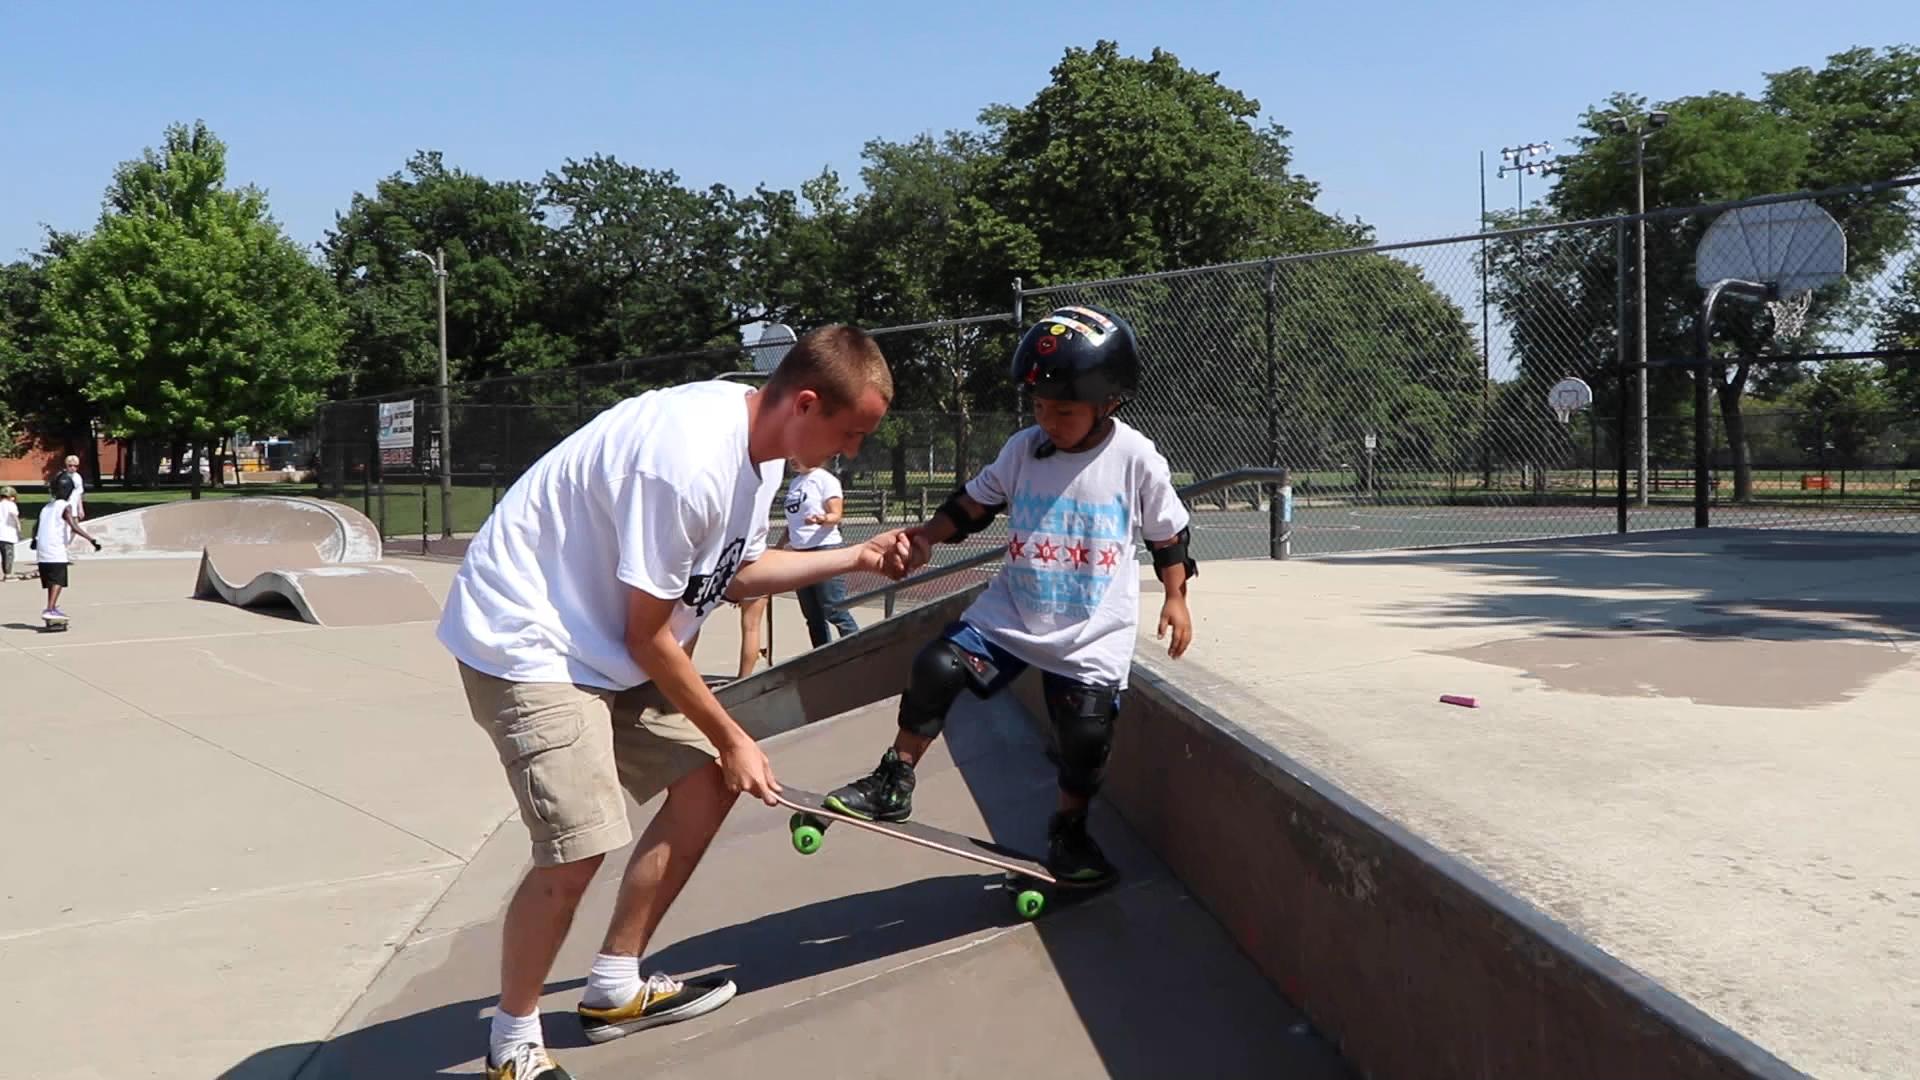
[314,344,756,543]
[313,174,1920,557]
[1020,217,1637,555]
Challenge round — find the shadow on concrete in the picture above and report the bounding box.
[219,875,1017,1080]
[940,693,1356,1079]
[1355,528,1920,644]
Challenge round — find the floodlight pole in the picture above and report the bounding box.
[1496,141,1554,212]
[405,247,453,538]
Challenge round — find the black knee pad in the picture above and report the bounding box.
[897,639,983,738]
[1047,683,1119,798]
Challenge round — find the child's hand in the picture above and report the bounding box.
[903,527,935,571]
[860,529,915,579]
[1156,595,1192,659]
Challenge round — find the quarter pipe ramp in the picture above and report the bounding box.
[73,495,382,562]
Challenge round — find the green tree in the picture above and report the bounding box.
[322,151,553,397]
[1779,361,1896,467]
[1876,255,1920,411]
[43,121,346,489]
[975,41,1365,286]
[0,231,93,466]
[536,154,761,364]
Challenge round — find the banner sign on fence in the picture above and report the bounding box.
[378,401,415,467]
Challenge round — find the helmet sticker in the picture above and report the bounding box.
[1047,315,1101,340]
[1035,335,1058,355]
[1059,306,1117,334]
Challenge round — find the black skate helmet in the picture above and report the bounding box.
[1010,304,1140,408]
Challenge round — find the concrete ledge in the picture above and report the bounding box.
[1013,665,1807,1080]
[707,584,984,741]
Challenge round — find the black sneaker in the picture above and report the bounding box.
[1046,810,1117,888]
[823,748,916,822]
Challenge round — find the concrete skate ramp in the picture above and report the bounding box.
[194,542,441,627]
[77,495,382,562]
[274,660,1356,1079]
[1028,666,1809,1080]
[223,575,1799,1079]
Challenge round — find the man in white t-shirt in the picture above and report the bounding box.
[437,325,911,1080]
[822,305,1196,892]
[782,462,860,646]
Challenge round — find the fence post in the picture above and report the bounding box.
[1011,277,1023,327]
[1264,258,1285,559]
[1615,219,1630,534]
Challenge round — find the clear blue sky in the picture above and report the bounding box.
[1,1,1903,276]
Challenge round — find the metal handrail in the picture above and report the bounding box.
[833,467,1291,616]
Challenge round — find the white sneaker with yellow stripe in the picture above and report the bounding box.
[577,972,737,1043]
[487,1042,572,1079]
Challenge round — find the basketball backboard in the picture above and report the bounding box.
[1547,376,1592,424]
[750,323,798,373]
[1694,199,1847,298]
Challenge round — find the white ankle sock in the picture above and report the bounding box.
[489,1005,543,1064]
[583,952,642,1007]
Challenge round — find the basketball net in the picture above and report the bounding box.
[1768,289,1812,343]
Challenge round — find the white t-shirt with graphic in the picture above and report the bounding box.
[0,499,19,544]
[959,420,1190,689]
[35,498,73,564]
[438,380,785,690]
[783,468,845,550]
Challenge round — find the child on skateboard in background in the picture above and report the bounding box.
[36,472,102,622]
[823,304,1197,887]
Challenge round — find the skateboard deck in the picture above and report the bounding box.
[773,785,1101,919]
[42,614,69,632]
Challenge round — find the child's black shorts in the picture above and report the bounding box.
[38,562,70,588]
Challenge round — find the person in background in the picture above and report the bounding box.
[732,593,771,677]
[783,458,860,646]
[0,486,19,579]
[61,455,85,520]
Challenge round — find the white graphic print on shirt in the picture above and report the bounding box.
[958,420,1189,689]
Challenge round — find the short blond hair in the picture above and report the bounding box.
[763,324,893,412]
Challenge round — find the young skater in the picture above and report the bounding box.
[823,305,1197,886]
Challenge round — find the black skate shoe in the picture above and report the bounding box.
[1046,809,1117,888]
[823,748,916,823]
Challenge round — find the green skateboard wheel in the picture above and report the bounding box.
[1014,888,1047,919]
[792,823,824,855]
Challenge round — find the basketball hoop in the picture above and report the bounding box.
[1547,376,1592,426]
[1696,200,1844,347]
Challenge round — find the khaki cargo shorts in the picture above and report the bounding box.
[458,662,720,866]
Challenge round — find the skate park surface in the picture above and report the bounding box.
[19,496,444,627]
[3,499,1914,1079]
